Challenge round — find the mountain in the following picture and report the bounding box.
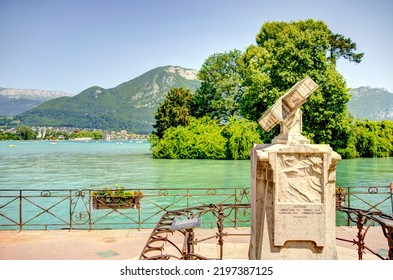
[17,66,201,133]
[347,87,393,121]
[0,88,73,116]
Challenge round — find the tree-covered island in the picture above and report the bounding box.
[150,19,393,159]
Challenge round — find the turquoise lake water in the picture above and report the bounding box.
[1,140,392,190]
[1,140,392,229]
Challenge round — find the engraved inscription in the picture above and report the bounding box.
[278,205,322,218]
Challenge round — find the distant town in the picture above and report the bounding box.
[0,125,149,141]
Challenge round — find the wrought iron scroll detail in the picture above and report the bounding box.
[368,187,379,194]
[159,189,169,196]
[72,211,90,224]
[207,189,217,196]
[40,190,51,197]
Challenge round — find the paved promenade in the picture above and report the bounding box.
[0,226,389,260]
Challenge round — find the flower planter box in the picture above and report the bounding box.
[92,196,141,209]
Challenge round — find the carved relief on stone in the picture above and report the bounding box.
[277,153,323,203]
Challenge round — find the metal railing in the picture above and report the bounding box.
[1,186,392,260]
[0,185,392,230]
[336,185,393,226]
[0,187,251,231]
[336,207,393,260]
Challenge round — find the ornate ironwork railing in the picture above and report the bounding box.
[0,187,251,231]
[336,207,393,260]
[336,185,393,226]
[0,185,391,230]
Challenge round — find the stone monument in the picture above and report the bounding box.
[248,76,341,260]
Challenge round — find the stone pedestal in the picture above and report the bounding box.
[248,143,341,260]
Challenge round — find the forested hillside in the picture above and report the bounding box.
[17,66,200,133]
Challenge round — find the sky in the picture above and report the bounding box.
[0,0,392,94]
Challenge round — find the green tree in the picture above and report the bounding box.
[193,50,243,120]
[91,131,103,140]
[240,19,355,152]
[153,87,193,138]
[0,130,19,140]
[16,125,36,140]
[151,117,227,159]
[150,19,374,159]
[328,33,364,65]
[352,120,393,157]
[151,117,261,160]
[222,117,262,159]
[69,130,103,140]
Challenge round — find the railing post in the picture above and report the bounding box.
[89,190,92,231]
[388,226,393,260]
[389,182,393,215]
[355,212,366,260]
[347,187,351,226]
[234,188,238,228]
[19,190,22,231]
[138,188,141,231]
[69,190,72,231]
[217,205,224,260]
